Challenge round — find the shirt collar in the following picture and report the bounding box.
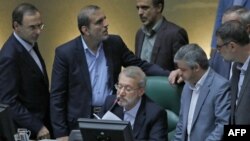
[123,98,142,116]
[141,17,163,37]
[13,32,33,52]
[189,67,210,91]
[81,35,103,56]
[237,56,250,74]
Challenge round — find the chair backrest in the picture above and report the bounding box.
[145,76,183,141]
[145,76,182,115]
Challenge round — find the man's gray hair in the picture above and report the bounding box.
[120,66,146,88]
[174,43,209,70]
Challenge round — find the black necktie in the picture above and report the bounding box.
[33,43,41,59]
[32,43,49,84]
[230,62,241,124]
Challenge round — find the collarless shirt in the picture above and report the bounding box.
[140,18,163,62]
[123,98,142,129]
[13,32,43,73]
[187,68,210,141]
[81,36,112,106]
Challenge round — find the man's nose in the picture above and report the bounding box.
[138,8,143,15]
[103,19,109,27]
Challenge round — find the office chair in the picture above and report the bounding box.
[145,76,183,141]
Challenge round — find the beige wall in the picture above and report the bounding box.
[0,0,218,80]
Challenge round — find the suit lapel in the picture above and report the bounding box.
[33,43,49,85]
[74,36,92,93]
[102,40,113,89]
[136,31,145,57]
[190,70,213,129]
[236,60,250,108]
[133,97,146,138]
[151,18,167,63]
[182,86,192,135]
[15,37,48,85]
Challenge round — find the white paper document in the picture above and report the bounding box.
[101,110,122,121]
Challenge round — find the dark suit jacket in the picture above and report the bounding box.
[101,95,168,141]
[0,34,51,138]
[230,61,250,124]
[50,35,168,138]
[135,17,189,71]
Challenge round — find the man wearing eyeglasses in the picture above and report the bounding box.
[0,3,52,140]
[100,66,168,141]
[216,20,250,125]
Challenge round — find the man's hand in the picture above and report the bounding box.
[57,136,69,141]
[168,69,183,84]
[37,126,50,140]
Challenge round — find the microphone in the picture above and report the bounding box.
[108,98,120,112]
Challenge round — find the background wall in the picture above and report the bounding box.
[0,0,218,81]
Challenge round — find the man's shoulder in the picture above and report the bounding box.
[106,34,123,41]
[162,18,184,29]
[144,96,165,112]
[209,69,230,88]
[56,36,81,50]
[0,34,21,58]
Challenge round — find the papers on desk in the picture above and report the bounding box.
[93,110,122,121]
[102,111,122,120]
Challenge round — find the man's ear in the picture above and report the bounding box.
[157,3,163,13]
[193,63,200,72]
[13,21,20,30]
[138,88,145,96]
[81,26,89,35]
[228,41,237,52]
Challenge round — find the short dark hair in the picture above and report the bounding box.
[12,3,39,28]
[77,5,100,34]
[216,20,250,46]
[152,0,164,13]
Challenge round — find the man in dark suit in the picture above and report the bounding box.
[50,5,168,141]
[0,3,51,140]
[216,20,250,125]
[135,0,189,71]
[101,66,168,141]
[210,6,250,79]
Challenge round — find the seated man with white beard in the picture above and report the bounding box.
[100,66,168,141]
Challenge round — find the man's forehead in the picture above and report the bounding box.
[89,10,105,21]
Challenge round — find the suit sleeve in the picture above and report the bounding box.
[50,48,69,138]
[205,81,231,141]
[172,86,186,141]
[172,28,189,58]
[115,36,169,76]
[0,56,43,135]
